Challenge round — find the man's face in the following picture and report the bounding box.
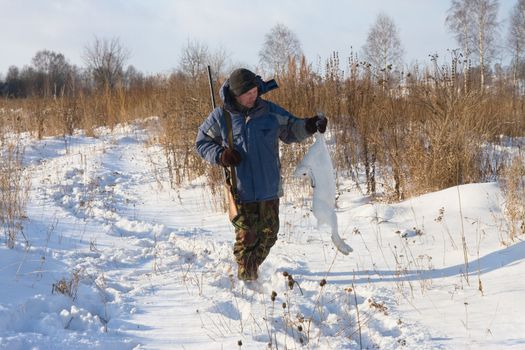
[235,87,258,109]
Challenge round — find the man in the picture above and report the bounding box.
[195,68,327,281]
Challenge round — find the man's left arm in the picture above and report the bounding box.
[270,103,326,143]
[271,104,311,143]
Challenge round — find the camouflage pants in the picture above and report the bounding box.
[231,198,280,280]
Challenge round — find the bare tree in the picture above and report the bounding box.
[178,40,232,83]
[208,46,232,82]
[4,66,23,97]
[82,37,130,89]
[446,0,473,57]
[123,65,144,89]
[362,13,404,85]
[31,50,70,97]
[259,23,303,74]
[508,0,525,90]
[473,0,499,89]
[178,39,210,79]
[446,0,473,91]
[446,0,499,90]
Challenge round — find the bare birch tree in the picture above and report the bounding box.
[508,0,525,90]
[446,0,499,90]
[473,0,499,89]
[446,0,473,91]
[259,23,303,74]
[362,13,404,86]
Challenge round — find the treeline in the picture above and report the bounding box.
[0,39,147,99]
[0,58,146,99]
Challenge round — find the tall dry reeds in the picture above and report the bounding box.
[1,53,524,216]
[0,136,30,248]
[500,155,525,242]
[0,80,160,139]
[398,85,495,197]
[155,74,214,188]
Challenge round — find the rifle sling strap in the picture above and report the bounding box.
[222,108,238,198]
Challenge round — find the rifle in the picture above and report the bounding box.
[206,65,239,221]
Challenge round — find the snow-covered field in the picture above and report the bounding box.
[1,119,524,349]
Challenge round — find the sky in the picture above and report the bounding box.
[0,0,517,77]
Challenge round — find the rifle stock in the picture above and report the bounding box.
[224,181,239,221]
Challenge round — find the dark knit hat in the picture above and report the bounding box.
[229,68,257,96]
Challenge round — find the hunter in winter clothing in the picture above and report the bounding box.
[195,68,327,280]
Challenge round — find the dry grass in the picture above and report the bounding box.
[52,270,82,299]
[0,136,30,248]
[1,54,525,245]
[500,156,525,242]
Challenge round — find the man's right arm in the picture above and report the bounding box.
[195,108,224,165]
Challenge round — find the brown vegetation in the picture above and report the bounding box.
[1,53,525,246]
[0,136,29,248]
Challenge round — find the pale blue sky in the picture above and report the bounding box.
[0,0,516,76]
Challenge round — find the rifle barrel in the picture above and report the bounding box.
[207,65,216,109]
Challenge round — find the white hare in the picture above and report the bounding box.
[294,133,352,255]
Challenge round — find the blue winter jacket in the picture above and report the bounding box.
[195,79,311,203]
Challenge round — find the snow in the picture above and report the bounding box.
[1,118,524,349]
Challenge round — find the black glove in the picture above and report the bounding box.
[305,115,328,134]
[219,148,241,167]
